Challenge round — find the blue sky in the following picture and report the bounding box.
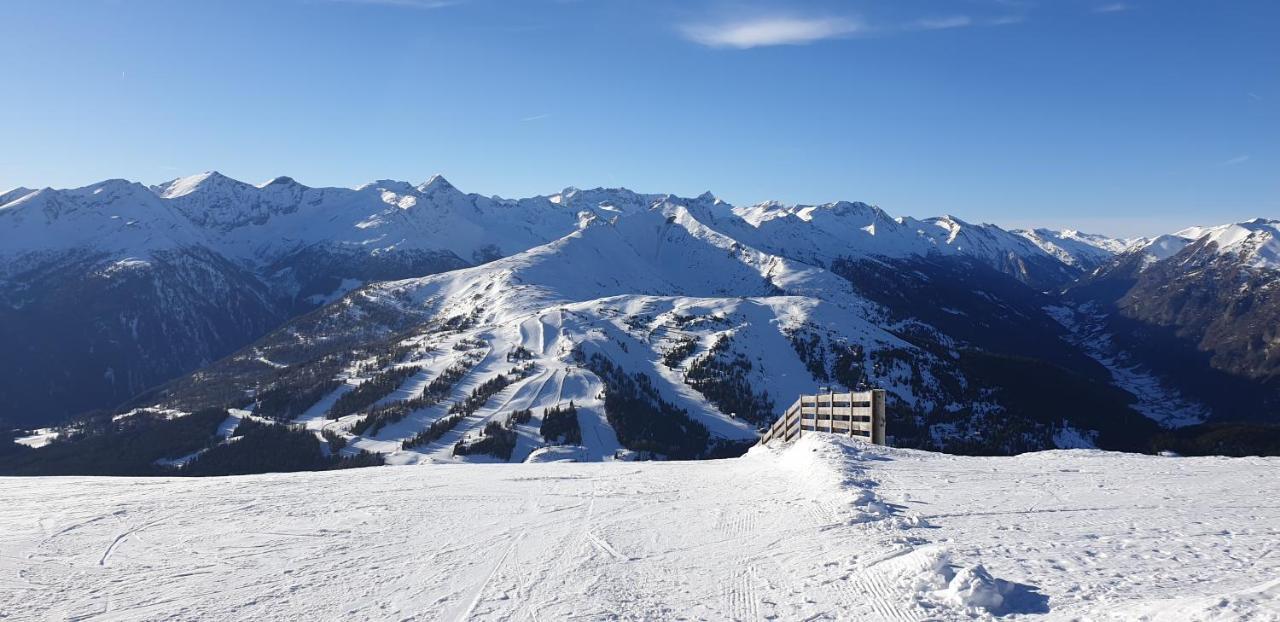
[1,0,1275,237]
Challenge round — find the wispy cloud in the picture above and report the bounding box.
[1220,155,1250,167]
[324,0,459,8]
[1093,3,1131,13]
[680,16,865,49]
[988,15,1026,26]
[911,15,973,31]
[521,113,551,122]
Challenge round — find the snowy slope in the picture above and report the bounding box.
[0,173,623,276]
[148,173,593,266]
[1104,218,1280,272]
[2,172,1107,281]
[1175,218,1280,270]
[1142,234,1193,263]
[0,186,35,206]
[0,179,207,259]
[228,200,943,465]
[2,436,1276,621]
[1014,228,1138,272]
[729,200,1084,286]
[10,171,1269,287]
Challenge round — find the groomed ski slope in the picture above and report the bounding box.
[1,437,1277,621]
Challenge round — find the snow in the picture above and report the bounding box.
[6,172,1274,295]
[0,179,208,257]
[1144,234,1193,262]
[0,186,35,207]
[1176,219,1280,270]
[12,428,59,449]
[1130,219,1280,271]
[729,198,1074,272]
[2,436,1276,620]
[872,445,1280,620]
[299,198,926,465]
[1,172,1118,289]
[1014,228,1137,269]
[216,409,250,438]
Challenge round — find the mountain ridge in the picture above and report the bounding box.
[3,173,1277,473]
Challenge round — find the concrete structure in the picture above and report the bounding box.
[758,389,887,446]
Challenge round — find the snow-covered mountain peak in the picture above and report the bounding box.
[153,171,244,199]
[0,186,53,211]
[1175,219,1280,270]
[87,178,155,197]
[417,174,459,195]
[548,186,578,203]
[791,201,889,227]
[1142,234,1191,262]
[1176,218,1279,243]
[1014,227,1133,271]
[154,172,308,233]
[548,186,660,215]
[376,199,866,323]
[734,199,888,228]
[0,178,203,256]
[0,187,36,207]
[1,171,1176,292]
[1113,219,1280,272]
[15,179,163,215]
[257,175,303,189]
[920,215,967,241]
[365,179,418,195]
[1035,228,1135,252]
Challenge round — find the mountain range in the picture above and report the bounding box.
[3,173,1277,474]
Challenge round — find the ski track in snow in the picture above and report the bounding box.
[2,438,1278,620]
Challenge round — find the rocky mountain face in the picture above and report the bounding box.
[0,246,284,422]
[1062,219,1280,421]
[1121,221,1280,378]
[2,174,1276,474]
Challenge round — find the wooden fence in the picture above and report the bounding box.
[758,389,886,446]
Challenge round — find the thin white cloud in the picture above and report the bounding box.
[521,113,552,122]
[988,15,1026,26]
[912,15,973,30]
[1093,3,1131,13]
[1220,155,1250,167]
[680,16,865,49]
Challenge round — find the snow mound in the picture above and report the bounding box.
[767,435,901,525]
[938,563,1011,613]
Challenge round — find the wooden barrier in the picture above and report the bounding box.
[758,389,886,446]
